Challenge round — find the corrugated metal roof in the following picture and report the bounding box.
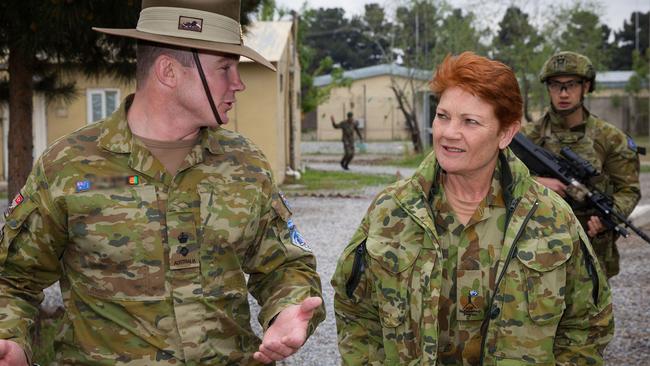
[241,21,293,63]
[313,64,432,87]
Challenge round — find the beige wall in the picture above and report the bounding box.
[317,75,428,141]
[47,75,135,145]
[231,64,284,181]
[231,27,301,183]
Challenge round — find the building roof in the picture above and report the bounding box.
[313,64,432,87]
[241,21,293,63]
[596,70,638,89]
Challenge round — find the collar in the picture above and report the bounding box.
[98,94,224,156]
[548,106,592,132]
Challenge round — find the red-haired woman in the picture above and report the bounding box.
[331,52,613,365]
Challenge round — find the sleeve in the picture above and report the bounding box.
[0,158,67,361]
[331,214,383,365]
[243,189,325,335]
[553,219,614,365]
[603,132,641,218]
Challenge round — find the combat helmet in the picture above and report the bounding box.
[539,51,595,92]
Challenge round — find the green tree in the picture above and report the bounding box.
[492,6,544,122]
[625,49,649,134]
[552,6,611,70]
[0,1,263,202]
[432,7,486,67]
[611,11,649,70]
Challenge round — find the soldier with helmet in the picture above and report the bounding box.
[522,51,642,278]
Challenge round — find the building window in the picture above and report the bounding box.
[86,89,120,123]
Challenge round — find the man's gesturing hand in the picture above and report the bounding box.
[253,297,322,364]
[0,340,28,366]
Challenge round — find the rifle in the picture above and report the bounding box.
[510,132,650,244]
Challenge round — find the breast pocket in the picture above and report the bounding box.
[496,234,573,364]
[64,185,165,300]
[366,237,423,364]
[198,183,261,305]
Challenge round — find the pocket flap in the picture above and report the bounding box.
[366,237,421,274]
[5,197,37,231]
[516,233,573,272]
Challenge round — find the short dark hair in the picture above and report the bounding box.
[347,112,353,118]
[136,40,194,88]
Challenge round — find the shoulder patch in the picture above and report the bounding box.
[627,135,638,153]
[4,193,24,217]
[287,218,311,252]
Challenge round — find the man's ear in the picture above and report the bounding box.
[499,120,521,150]
[152,54,179,88]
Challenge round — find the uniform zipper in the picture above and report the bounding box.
[478,198,539,365]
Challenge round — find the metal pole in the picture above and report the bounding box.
[363,84,367,140]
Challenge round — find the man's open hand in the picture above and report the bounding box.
[253,297,322,364]
[0,340,28,366]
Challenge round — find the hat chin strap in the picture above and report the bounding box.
[192,49,224,125]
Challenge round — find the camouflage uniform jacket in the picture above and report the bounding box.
[333,119,362,145]
[331,148,613,365]
[521,107,641,219]
[0,97,325,365]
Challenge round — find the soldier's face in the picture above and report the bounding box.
[178,52,246,126]
[433,86,519,179]
[547,76,587,112]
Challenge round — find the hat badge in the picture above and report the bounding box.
[178,16,203,32]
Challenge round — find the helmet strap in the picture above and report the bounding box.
[192,49,224,125]
[550,81,586,117]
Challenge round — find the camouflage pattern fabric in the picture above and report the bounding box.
[434,163,507,364]
[0,96,325,365]
[332,119,360,146]
[331,147,613,365]
[333,119,361,168]
[522,107,641,277]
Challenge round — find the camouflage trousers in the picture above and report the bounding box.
[341,139,355,168]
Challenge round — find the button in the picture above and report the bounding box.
[490,307,500,319]
[179,247,189,256]
[178,232,189,243]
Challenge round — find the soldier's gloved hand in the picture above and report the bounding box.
[253,297,322,364]
[0,340,28,366]
[535,177,567,197]
[587,215,605,237]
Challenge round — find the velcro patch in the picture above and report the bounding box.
[627,136,638,153]
[4,193,24,217]
[287,219,311,252]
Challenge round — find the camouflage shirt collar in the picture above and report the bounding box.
[98,94,224,155]
[406,148,523,205]
[548,107,593,132]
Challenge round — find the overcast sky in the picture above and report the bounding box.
[275,0,650,33]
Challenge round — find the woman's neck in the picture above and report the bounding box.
[442,168,494,226]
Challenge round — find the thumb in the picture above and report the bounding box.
[0,340,6,359]
[299,296,322,316]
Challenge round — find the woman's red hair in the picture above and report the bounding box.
[430,52,523,129]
